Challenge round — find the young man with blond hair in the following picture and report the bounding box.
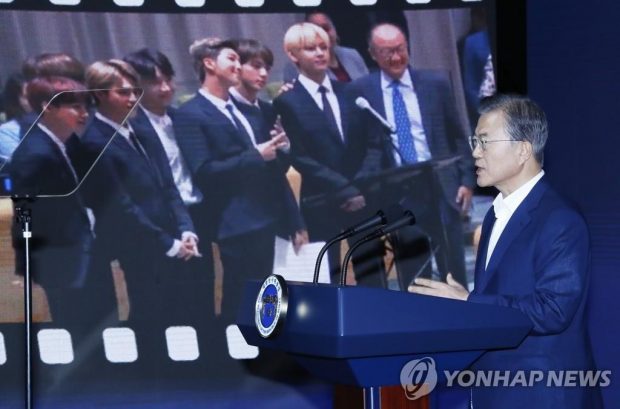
[274,23,384,286]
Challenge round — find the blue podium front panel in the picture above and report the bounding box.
[238,281,531,387]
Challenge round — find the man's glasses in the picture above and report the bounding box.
[373,44,408,59]
[469,135,516,151]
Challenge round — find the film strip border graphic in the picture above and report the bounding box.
[0,325,257,366]
[0,0,483,13]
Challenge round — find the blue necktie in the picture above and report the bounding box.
[390,80,418,164]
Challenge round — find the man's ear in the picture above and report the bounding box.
[368,46,378,64]
[203,57,216,74]
[519,140,534,164]
[92,90,107,105]
[286,49,299,66]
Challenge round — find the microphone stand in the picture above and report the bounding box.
[12,196,34,409]
[340,233,381,287]
[340,211,416,287]
[368,110,406,166]
[312,234,346,284]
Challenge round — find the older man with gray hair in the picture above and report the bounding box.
[410,94,602,408]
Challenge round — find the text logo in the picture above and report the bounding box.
[400,357,438,400]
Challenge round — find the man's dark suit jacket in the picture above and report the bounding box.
[9,126,92,290]
[231,96,305,237]
[129,106,198,226]
[174,93,287,241]
[272,79,381,237]
[350,68,476,209]
[81,116,193,274]
[130,107,179,178]
[469,177,601,408]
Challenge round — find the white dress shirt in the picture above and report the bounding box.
[95,111,136,148]
[140,106,203,206]
[485,170,546,268]
[380,70,432,165]
[296,74,344,140]
[198,88,257,146]
[229,87,260,108]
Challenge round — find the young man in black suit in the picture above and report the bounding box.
[9,76,117,327]
[273,23,385,286]
[81,60,200,326]
[174,38,288,333]
[123,48,215,323]
[229,39,308,252]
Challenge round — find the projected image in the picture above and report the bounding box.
[0,4,497,408]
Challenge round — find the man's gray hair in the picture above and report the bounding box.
[479,94,548,165]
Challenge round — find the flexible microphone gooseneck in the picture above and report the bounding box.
[339,210,416,286]
[312,204,404,284]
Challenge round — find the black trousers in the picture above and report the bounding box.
[217,224,277,326]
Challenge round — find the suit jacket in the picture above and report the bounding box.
[231,96,305,235]
[8,126,92,288]
[469,177,600,408]
[80,116,192,261]
[130,107,195,232]
[272,78,381,213]
[350,68,475,210]
[283,45,369,83]
[174,93,283,241]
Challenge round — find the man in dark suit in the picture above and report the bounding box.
[123,48,215,324]
[274,23,384,286]
[82,60,199,325]
[229,39,308,250]
[9,76,117,327]
[174,38,288,329]
[410,94,601,408]
[351,23,475,288]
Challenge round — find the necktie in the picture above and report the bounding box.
[225,103,254,146]
[390,80,418,164]
[128,130,166,187]
[128,131,148,160]
[318,85,342,140]
[239,103,268,143]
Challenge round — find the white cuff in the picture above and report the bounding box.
[182,231,198,242]
[166,239,183,257]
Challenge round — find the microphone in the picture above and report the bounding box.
[339,210,416,286]
[312,203,404,284]
[355,97,396,134]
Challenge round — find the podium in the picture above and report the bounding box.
[237,280,531,408]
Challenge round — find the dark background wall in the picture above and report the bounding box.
[527,1,620,406]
